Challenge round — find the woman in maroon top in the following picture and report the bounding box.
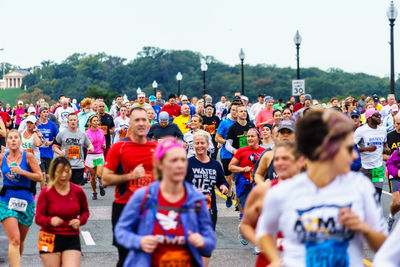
[35,157,89,266]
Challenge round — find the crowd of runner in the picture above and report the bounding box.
[0,90,400,266]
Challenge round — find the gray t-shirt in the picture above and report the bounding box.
[55,128,91,169]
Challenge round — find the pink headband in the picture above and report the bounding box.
[155,137,185,161]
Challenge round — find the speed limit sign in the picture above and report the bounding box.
[292,80,305,96]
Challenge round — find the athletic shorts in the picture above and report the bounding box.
[389,178,400,193]
[40,157,52,173]
[39,234,81,254]
[237,184,252,211]
[85,153,104,168]
[0,200,35,226]
[112,202,126,247]
[71,168,85,185]
[221,158,233,176]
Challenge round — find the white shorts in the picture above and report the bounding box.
[85,153,104,168]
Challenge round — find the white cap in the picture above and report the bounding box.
[26,115,37,124]
[138,92,146,98]
[27,107,36,114]
[72,99,77,104]
[18,100,23,105]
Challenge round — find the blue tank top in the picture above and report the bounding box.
[1,151,33,204]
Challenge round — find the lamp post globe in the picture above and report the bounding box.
[201,62,208,98]
[152,80,158,96]
[238,48,245,95]
[293,30,302,80]
[176,72,182,96]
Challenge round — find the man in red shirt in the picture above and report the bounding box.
[160,94,181,121]
[0,103,11,129]
[103,106,158,267]
[292,93,305,113]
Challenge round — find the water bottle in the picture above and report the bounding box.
[10,162,17,178]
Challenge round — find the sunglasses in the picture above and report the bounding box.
[372,113,381,117]
[351,116,359,119]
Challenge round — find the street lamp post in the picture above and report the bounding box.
[238,48,245,95]
[293,30,302,80]
[0,48,4,89]
[176,72,182,96]
[201,62,208,98]
[152,80,158,96]
[388,1,397,96]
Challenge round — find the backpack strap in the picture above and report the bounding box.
[194,199,202,214]
[139,186,151,215]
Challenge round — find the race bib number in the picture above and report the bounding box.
[24,148,34,155]
[119,129,127,139]
[159,250,192,267]
[129,170,153,192]
[238,136,248,148]
[67,146,81,159]
[372,167,385,183]
[93,157,104,167]
[38,230,55,253]
[204,194,211,210]
[100,125,108,135]
[205,125,216,135]
[8,197,28,212]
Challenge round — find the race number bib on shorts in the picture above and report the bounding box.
[24,148,34,155]
[372,167,385,183]
[8,197,28,212]
[93,157,104,167]
[38,231,56,253]
[67,146,81,159]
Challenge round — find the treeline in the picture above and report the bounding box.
[14,46,396,105]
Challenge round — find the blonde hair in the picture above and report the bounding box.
[193,130,209,144]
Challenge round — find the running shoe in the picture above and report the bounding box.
[387,216,395,232]
[92,192,98,200]
[226,192,233,208]
[253,246,260,255]
[99,185,106,197]
[238,224,248,246]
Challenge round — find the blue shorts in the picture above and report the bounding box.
[389,178,400,193]
[0,199,35,226]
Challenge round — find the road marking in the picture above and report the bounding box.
[363,258,372,266]
[383,190,392,196]
[81,231,96,246]
[215,189,236,205]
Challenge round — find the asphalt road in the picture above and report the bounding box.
[0,177,396,267]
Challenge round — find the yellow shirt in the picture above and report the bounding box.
[173,115,191,135]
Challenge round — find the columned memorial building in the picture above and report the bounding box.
[0,70,30,89]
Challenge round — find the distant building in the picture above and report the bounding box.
[0,70,30,89]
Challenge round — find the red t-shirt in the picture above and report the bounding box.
[151,190,196,267]
[35,183,89,235]
[161,103,181,118]
[293,102,303,113]
[104,137,158,204]
[234,146,265,181]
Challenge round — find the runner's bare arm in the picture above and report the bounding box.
[228,157,243,173]
[0,120,6,137]
[87,144,94,152]
[215,134,225,145]
[254,151,272,184]
[258,234,281,265]
[102,165,143,186]
[240,183,270,245]
[52,144,66,156]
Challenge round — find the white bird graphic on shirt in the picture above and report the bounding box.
[156,210,179,230]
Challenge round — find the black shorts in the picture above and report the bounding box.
[71,168,85,185]
[112,202,126,247]
[221,158,232,176]
[40,158,52,173]
[39,234,81,254]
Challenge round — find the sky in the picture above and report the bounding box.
[0,0,398,77]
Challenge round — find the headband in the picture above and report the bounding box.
[155,137,185,161]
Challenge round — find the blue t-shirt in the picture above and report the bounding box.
[152,105,162,121]
[37,120,59,159]
[186,157,228,211]
[217,118,235,159]
[0,152,33,204]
